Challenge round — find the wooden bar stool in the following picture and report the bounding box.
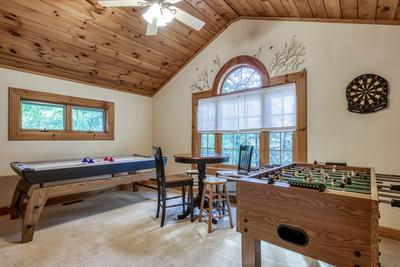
[198,177,234,233]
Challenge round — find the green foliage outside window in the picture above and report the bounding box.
[72,107,105,132]
[21,101,65,131]
[269,132,293,166]
[222,133,259,167]
[200,133,215,156]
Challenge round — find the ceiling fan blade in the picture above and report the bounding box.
[97,0,150,7]
[146,18,158,36]
[171,7,205,31]
[165,0,183,3]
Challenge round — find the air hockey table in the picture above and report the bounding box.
[10,154,165,243]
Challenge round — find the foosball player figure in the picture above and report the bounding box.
[332,178,337,186]
[332,165,337,173]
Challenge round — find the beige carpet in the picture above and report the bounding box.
[0,189,399,267]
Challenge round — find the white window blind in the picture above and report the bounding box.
[197,83,296,133]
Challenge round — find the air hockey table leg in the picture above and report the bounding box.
[21,187,49,243]
[10,179,32,220]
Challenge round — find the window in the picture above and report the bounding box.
[221,66,263,94]
[269,132,293,166]
[21,101,65,131]
[222,133,259,166]
[9,88,114,140]
[193,56,307,169]
[200,133,215,156]
[72,107,105,132]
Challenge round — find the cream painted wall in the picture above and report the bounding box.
[153,20,400,229]
[0,68,153,206]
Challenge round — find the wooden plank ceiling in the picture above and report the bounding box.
[1,0,399,97]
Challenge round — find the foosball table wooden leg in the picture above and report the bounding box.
[242,234,261,267]
[21,187,49,243]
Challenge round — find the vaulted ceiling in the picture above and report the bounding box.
[1,0,399,97]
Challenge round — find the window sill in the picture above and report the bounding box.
[9,131,114,141]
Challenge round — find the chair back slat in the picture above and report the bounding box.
[153,146,166,186]
[238,144,254,174]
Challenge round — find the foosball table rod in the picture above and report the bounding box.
[379,198,400,207]
[376,177,400,183]
[377,184,400,191]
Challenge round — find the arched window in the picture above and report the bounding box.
[221,66,263,94]
[212,56,269,95]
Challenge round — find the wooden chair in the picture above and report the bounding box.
[198,177,234,233]
[216,144,254,179]
[153,147,194,227]
[216,144,253,204]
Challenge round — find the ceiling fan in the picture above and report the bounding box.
[97,0,206,36]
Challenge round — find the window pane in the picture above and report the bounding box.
[282,132,293,150]
[270,150,281,165]
[222,133,259,167]
[201,134,208,148]
[221,66,262,94]
[200,133,215,156]
[72,107,105,132]
[270,132,281,150]
[282,151,293,165]
[208,134,215,146]
[222,134,234,149]
[21,101,65,131]
[269,131,293,166]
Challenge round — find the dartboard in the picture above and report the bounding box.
[346,74,389,114]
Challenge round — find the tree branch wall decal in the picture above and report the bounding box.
[269,36,306,76]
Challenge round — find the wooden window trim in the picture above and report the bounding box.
[192,66,307,168]
[9,87,114,141]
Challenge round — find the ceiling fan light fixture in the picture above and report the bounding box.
[143,3,174,27]
[142,3,161,24]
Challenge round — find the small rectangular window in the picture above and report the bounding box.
[72,106,105,132]
[9,88,114,140]
[21,101,65,131]
[269,132,293,166]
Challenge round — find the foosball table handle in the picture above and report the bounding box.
[391,199,400,207]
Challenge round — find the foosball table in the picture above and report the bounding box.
[237,162,379,267]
